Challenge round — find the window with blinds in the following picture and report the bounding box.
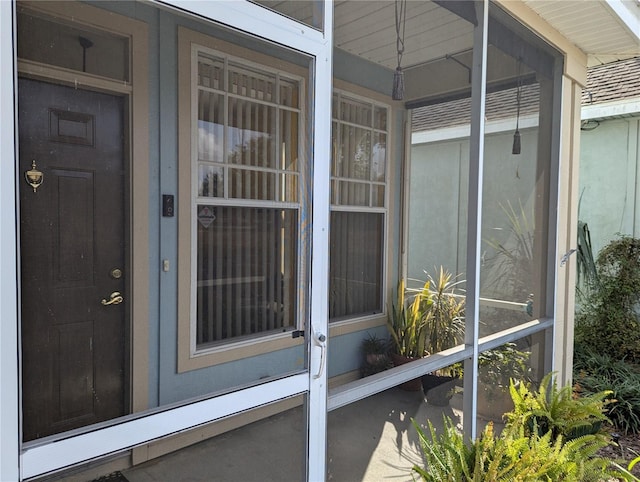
[193,47,304,347]
[330,92,388,321]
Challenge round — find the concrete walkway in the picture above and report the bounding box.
[123,388,464,482]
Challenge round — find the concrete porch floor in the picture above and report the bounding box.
[121,388,466,482]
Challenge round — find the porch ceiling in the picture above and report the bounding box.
[522,0,640,67]
[331,0,640,70]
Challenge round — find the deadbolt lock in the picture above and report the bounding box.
[110,268,123,279]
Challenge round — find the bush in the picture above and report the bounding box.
[574,346,640,435]
[575,236,640,363]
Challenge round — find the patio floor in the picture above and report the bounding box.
[120,387,467,482]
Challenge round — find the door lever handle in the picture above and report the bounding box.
[101,291,123,306]
[313,332,326,380]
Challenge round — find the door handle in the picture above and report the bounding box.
[101,291,123,306]
[313,332,327,380]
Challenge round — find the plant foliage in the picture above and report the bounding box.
[387,279,429,358]
[419,266,465,355]
[505,373,611,443]
[574,346,640,435]
[412,418,616,481]
[412,373,622,481]
[387,267,464,359]
[478,343,531,400]
[575,235,640,364]
[576,220,599,302]
[483,200,534,303]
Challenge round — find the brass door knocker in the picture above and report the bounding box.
[25,160,43,192]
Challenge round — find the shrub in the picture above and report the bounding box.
[574,346,640,435]
[575,236,640,363]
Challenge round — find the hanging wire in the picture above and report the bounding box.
[392,0,407,100]
[512,57,522,155]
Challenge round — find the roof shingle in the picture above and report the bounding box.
[412,57,640,133]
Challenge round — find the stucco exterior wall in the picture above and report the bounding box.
[579,117,640,257]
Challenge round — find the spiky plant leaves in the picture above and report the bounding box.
[387,279,430,358]
[574,346,640,434]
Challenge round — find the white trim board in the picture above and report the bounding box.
[582,97,640,120]
[412,113,539,144]
[413,97,640,145]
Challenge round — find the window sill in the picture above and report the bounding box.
[178,330,304,373]
[329,313,386,337]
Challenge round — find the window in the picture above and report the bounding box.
[330,92,388,321]
[191,45,306,349]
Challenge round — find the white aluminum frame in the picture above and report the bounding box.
[463,0,489,440]
[0,2,19,481]
[2,0,333,480]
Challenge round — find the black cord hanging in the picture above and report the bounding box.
[79,36,94,73]
[392,0,407,100]
[512,58,522,155]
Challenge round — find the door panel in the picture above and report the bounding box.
[19,78,127,441]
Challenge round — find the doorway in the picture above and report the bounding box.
[19,78,128,441]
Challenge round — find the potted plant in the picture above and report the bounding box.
[386,278,430,390]
[362,332,388,365]
[360,333,392,377]
[421,266,465,356]
[477,342,531,419]
[420,267,465,404]
[386,267,465,394]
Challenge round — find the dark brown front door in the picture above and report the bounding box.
[19,78,127,441]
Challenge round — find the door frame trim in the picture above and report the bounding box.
[16,0,150,425]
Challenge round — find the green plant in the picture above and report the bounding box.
[386,278,429,358]
[419,266,465,355]
[412,372,623,481]
[412,416,616,481]
[483,200,534,303]
[362,332,387,356]
[576,220,599,303]
[478,343,531,402]
[612,456,640,482]
[505,373,611,443]
[361,332,391,376]
[574,346,640,434]
[576,235,640,363]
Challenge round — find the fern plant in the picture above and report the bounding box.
[504,372,611,443]
[412,417,617,481]
[412,372,623,481]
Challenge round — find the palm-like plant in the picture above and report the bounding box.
[386,278,430,358]
[421,266,465,355]
[484,200,534,303]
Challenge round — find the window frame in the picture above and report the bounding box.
[328,86,393,330]
[177,26,311,372]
